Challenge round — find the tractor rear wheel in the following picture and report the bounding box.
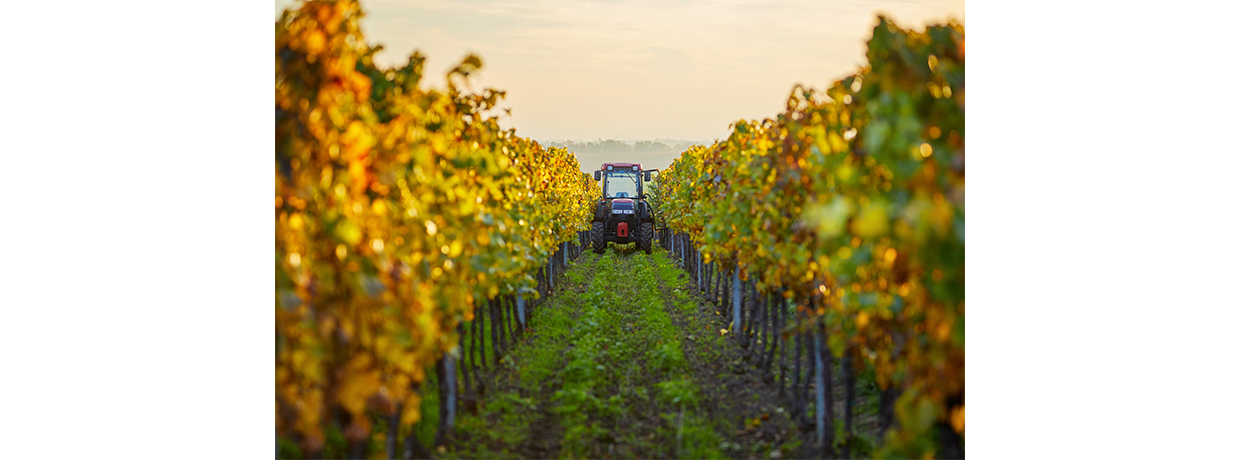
[640,222,653,254]
[591,221,606,254]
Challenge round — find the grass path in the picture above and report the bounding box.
[446,245,810,459]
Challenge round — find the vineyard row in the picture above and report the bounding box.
[275,1,599,455]
[650,16,965,459]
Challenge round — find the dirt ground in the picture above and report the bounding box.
[445,245,880,459]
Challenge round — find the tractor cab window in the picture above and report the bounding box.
[603,170,640,198]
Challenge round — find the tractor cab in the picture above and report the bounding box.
[591,163,657,254]
[594,163,652,199]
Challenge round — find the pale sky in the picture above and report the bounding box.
[275,0,963,158]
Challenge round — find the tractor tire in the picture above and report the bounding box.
[640,222,653,254]
[591,221,606,254]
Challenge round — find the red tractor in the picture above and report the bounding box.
[591,162,656,254]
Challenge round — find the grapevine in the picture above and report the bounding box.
[658,16,964,457]
[275,0,596,454]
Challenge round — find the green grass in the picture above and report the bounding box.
[441,247,728,458]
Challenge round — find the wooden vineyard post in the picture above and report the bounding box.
[731,269,742,340]
[516,294,526,328]
[814,334,830,455]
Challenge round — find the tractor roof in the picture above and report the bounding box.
[600,162,643,171]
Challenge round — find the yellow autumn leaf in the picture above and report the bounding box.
[335,220,362,245]
[337,368,380,417]
[850,199,889,238]
[401,394,422,425]
[951,404,965,435]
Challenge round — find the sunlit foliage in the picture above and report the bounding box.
[275,1,598,453]
[656,16,964,457]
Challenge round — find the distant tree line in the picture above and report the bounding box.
[544,139,700,154]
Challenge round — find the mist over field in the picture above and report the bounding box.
[541,138,710,173]
[570,150,681,174]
